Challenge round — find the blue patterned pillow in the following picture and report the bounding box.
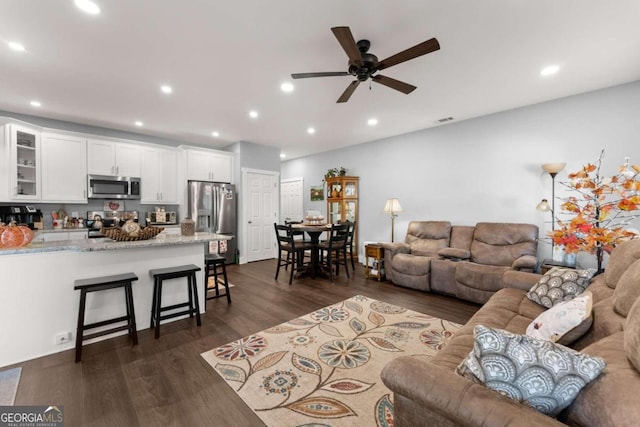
[457,325,606,416]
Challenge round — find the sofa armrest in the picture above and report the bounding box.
[438,247,471,261]
[381,242,410,258]
[503,270,541,291]
[511,255,538,271]
[381,357,564,427]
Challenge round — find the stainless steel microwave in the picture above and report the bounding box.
[87,175,141,199]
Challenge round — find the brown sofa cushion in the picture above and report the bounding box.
[565,332,640,427]
[624,296,640,372]
[432,288,545,371]
[438,247,471,260]
[470,222,538,266]
[392,253,432,276]
[405,221,451,256]
[603,238,640,289]
[613,259,640,317]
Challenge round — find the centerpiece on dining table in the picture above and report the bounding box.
[303,210,326,226]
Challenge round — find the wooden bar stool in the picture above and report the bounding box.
[74,272,138,363]
[204,253,231,305]
[149,264,202,339]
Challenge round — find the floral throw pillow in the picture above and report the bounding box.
[527,267,594,308]
[526,292,593,345]
[456,325,606,416]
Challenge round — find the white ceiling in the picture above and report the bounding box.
[1,1,640,159]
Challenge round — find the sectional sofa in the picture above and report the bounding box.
[381,238,640,426]
[382,221,539,304]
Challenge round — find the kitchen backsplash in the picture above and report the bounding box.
[0,201,180,229]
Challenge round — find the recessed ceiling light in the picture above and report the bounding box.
[135,121,143,127]
[367,118,378,126]
[30,100,41,107]
[280,82,294,93]
[249,110,259,119]
[307,127,315,134]
[280,153,286,159]
[211,131,220,137]
[160,85,173,94]
[74,0,101,15]
[8,41,26,52]
[540,65,560,76]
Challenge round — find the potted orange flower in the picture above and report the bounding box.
[551,150,640,273]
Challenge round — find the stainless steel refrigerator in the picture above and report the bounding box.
[188,181,237,264]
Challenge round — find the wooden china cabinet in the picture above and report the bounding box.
[326,176,359,257]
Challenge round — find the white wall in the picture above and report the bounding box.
[281,81,640,267]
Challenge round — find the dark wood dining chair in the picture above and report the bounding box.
[274,223,313,284]
[318,223,350,282]
[344,220,356,271]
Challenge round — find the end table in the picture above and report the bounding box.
[365,243,385,281]
[540,258,578,274]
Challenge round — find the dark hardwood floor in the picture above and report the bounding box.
[12,260,479,426]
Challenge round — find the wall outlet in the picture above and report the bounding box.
[54,332,72,345]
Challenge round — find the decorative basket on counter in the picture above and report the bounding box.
[100,226,165,241]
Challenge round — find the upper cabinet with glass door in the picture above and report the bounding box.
[8,124,41,200]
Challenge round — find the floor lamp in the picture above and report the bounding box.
[383,198,403,242]
[537,162,566,260]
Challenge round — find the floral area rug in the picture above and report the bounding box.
[201,295,462,426]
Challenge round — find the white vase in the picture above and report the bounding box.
[552,245,565,262]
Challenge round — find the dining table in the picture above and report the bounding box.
[290,223,333,279]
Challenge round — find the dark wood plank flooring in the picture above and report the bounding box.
[11,260,479,426]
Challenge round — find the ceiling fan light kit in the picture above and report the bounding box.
[291,26,440,103]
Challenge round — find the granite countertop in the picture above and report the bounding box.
[0,232,232,256]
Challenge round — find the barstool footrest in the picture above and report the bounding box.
[159,309,197,322]
[83,315,131,331]
[83,324,133,341]
[159,301,192,312]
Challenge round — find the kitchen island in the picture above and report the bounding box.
[0,232,231,367]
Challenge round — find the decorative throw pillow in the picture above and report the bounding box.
[526,292,593,345]
[527,267,594,308]
[456,325,606,416]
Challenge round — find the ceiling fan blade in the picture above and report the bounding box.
[372,75,417,94]
[331,26,362,65]
[337,80,360,103]
[291,72,350,79]
[377,38,440,70]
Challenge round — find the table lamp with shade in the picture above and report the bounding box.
[383,198,403,242]
[537,162,566,261]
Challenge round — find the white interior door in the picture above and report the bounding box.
[244,170,278,262]
[281,178,304,223]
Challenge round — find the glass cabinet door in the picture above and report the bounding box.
[328,201,341,224]
[345,201,356,222]
[10,125,40,199]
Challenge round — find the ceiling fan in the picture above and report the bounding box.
[291,26,440,103]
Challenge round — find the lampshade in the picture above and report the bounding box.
[383,198,403,214]
[536,199,551,212]
[542,162,566,174]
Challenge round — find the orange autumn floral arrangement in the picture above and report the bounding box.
[551,150,640,272]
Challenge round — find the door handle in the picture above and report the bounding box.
[248,221,253,224]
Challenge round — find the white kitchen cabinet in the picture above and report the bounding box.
[186,149,232,182]
[140,146,177,204]
[87,139,141,177]
[7,124,41,201]
[41,132,87,202]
